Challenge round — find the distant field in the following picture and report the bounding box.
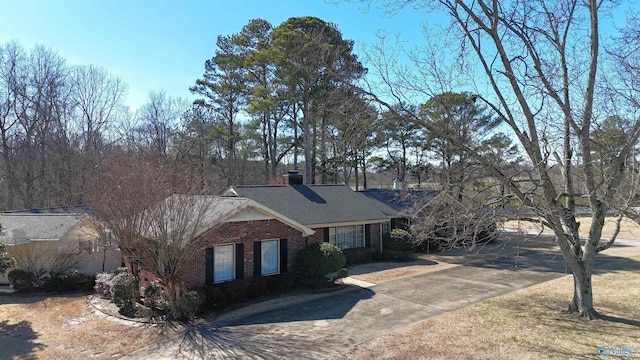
[503,216,640,240]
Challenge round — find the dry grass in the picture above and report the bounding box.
[341,256,640,360]
[0,294,169,359]
[504,216,640,239]
[350,263,459,284]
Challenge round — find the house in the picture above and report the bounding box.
[0,212,121,290]
[222,171,396,259]
[359,188,440,230]
[131,195,315,291]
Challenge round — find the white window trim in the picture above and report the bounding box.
[261,239,280,276]
[213,244,235,283]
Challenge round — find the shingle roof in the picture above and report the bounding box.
[225,184,394,226]
[359,189,440,218]
[3,205,92,214]
[147,195,314,242]
[0,213,87,245]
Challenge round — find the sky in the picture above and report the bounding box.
[0,0,431,109]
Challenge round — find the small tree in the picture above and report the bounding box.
[85,152,219,302]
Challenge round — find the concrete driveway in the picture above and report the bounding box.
[122,235,640,359]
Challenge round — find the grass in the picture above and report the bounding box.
[0,293,168,359]
[340,256,640,359]
[504,216,640,239]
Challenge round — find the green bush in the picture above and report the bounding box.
[372,250,396,262]
[7,269,36,291]
[342,247,375,265]
[334,268,349,280]
[247,276,268,298]
[297,242,346,278]
[94,272,114,299]
[266,273,297,292]
[222,279,248,303]
[43,272,94,293]
[144,281,166,310]
[170,291,202,321]
[201,285,227,309]
[383,229,415,251]
[110,273,140,312]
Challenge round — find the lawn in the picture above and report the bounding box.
[504,216,640,239]
[0,293,169,360]
[340,256,640,359]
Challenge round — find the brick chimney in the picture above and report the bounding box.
[283,170,303,185]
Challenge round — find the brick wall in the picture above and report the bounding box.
[180,219,308,290]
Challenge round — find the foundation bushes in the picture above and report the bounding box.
[297,242,346,278]
[266,273,296,292]
[200,273,300,309]
[42,272,95,293]
[170,291,202,321]
[7,269,36,291]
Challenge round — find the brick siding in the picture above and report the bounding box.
[180,219,308,290]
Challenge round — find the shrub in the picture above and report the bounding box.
[144,281,166,310]
[372,250,396,262]
[7,269,36,291]
[94,272,114,299]
[170,291,202,321]
[266,273,297,292]
[110,272,139,312]
[43,272,95,293]
[201,284,227,309]
[334,268,349,280]
[222,279,248,303]
[297,242,346,278]
[383,229,415,251]
[247,276,268,298]
[342,247,375,265]
[114,267,129,275]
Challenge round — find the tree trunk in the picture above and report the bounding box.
[566,260,598,319]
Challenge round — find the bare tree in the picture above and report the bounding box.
[133,90,187,156]
[70,64,128,156]
[85,152,217,300]
[349,0,640,319]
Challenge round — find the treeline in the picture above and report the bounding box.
[0,16,518,211]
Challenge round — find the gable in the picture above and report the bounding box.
[225,207,276,222]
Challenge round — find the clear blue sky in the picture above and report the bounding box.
[0,0,430,109]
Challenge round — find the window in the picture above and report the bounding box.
[214,244,235,283]
[329,225,365,249]
[381,220,391,239]
[261,239,280,275]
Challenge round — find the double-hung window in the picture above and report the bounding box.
[261,239,280,276]
[213,244,235,283]
[329,225,365,249]
[381,220,391,239]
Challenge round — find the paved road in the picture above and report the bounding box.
[121,237,640,360]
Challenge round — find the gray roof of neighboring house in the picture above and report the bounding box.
[359,189,440,218]
[0,213,87,245]
[225,184,395,226]
[3,205,92,214]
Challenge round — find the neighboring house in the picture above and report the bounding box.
[223,171,396,255]
[360,188,440,231]
[0,212,121,290]
[132,195,314,291]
